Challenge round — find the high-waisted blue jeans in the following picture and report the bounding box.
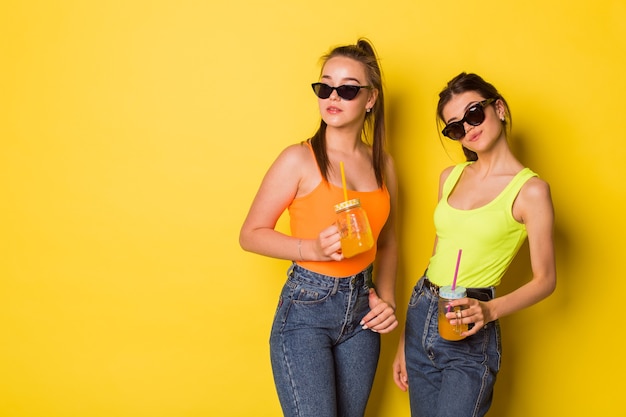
[405,276,501,417]
[270,263,379,417]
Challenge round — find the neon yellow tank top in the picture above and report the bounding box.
[427,162,537,288]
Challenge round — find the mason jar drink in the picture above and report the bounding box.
[334,198,374,258]
[438,285,468,341]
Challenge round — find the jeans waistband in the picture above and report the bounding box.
[422,277,495,301]
[290,263,375,289]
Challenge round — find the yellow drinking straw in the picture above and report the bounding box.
[339,161,352,237]
[340,161,348,202]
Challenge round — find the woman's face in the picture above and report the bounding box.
[442,91,506,151]
[316,56,377,130]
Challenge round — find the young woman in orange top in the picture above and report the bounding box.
[240,39,398,417]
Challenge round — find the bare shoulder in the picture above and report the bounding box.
[383,152,397,175]
[434,165,456,200]
[514,176,554,223]
[267,141,313,175]
[268,140,322,197]
[520,176,552,202]
[439,165,456,184]
[383,151,395,165]
[276,141,311,164]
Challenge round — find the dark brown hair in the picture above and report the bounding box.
[437,72,511,161]
[309,38,386,187]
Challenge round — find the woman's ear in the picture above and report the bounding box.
[496,99,506,121]
[367,88,379,112]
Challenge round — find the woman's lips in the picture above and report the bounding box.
[466,131,481,142]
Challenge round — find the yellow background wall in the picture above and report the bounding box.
[2,1,625,416]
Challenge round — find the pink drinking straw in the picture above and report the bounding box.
[451,249,462,291]
[446,249,463,314]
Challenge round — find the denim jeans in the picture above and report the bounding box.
[404,276,501,417]
[270,263,380,417]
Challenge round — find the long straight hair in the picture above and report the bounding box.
[309,38,386,187]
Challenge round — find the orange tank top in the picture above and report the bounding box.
[288,142,390,277]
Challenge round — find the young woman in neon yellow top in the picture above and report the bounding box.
[393,73,556,417]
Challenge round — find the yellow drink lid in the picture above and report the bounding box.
[334,198,361,213]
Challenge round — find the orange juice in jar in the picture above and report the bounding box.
[334,199,374,258]
[437,285,468,341]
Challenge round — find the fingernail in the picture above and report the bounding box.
[362,324,368,330]
[359,320,364,326]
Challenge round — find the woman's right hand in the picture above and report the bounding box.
[313,224,344,261]
[392,332,409,391]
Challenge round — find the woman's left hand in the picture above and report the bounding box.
[361,289,398,334]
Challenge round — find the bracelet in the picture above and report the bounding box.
[298,239,303,261]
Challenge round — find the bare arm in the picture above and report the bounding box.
[448,177,557,334]
[239,144,342,261]
[392,329,408,391]
[488,178,557,318]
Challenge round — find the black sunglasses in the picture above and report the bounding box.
[441,98,497,140]
[311,82,371,100]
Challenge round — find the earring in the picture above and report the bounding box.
[366,108,371,113]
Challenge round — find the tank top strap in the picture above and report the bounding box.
[442,162,472,198]
[500,167,538,206]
